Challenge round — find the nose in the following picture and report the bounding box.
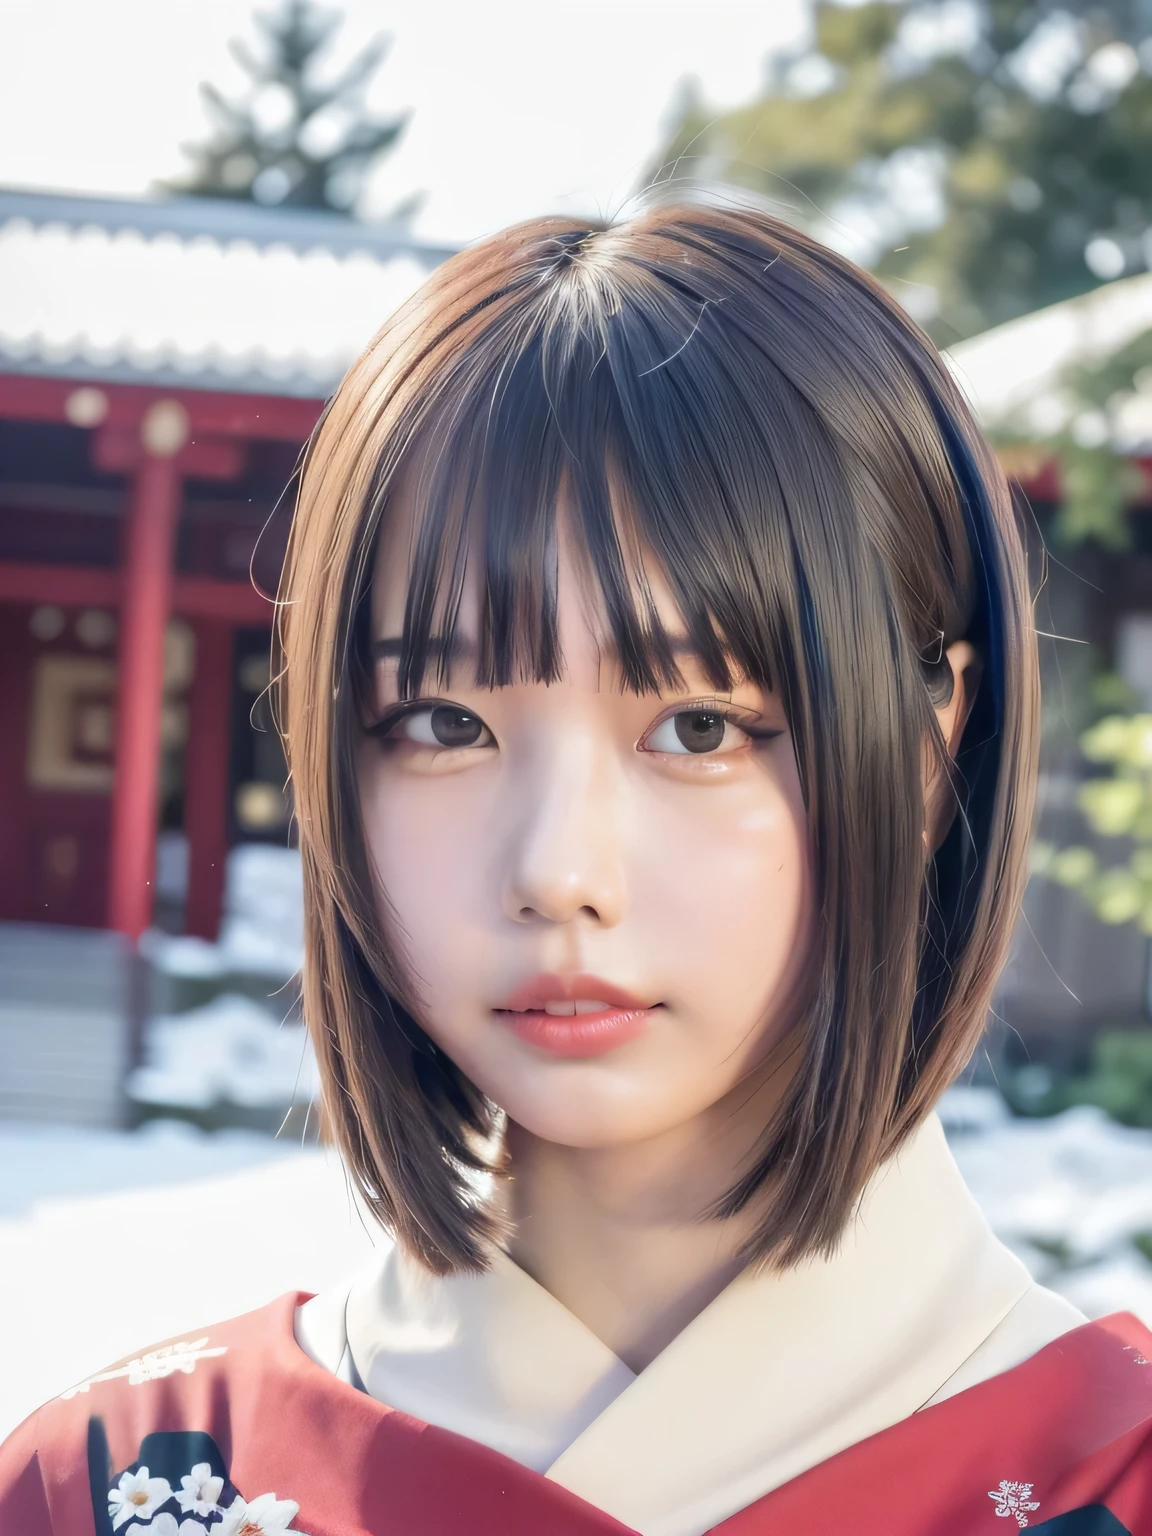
[501,729,627,928]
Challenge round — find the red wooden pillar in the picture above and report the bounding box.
[107,406,188,940]
[184,618,233,939]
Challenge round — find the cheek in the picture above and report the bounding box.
[358,753,494,999]
[630,766,813,1028]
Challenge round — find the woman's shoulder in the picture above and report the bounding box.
[0,1292,308,1536]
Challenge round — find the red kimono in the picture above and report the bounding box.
[2,1292,1151,1536]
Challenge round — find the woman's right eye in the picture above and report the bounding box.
[390,705,494,750]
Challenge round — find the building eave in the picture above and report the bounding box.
[0,185,456,263]
[0,349,334,400]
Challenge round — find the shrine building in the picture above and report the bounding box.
[0,187,449,943]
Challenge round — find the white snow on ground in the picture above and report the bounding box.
[5,1087,1152,1441]
[0,1123,379,1440]
[144,844,304,981]
[127,994,318,1110]
[132,844,313,1113]
[943,1088,1152,1322]
[0,1121,301,1217]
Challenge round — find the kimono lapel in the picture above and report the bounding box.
[545,1115,1032,1536]
[342,1242,636,1471]
[708,1312,1152,1535]
[247,1294,639,1536]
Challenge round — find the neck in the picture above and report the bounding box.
[503,1045,797,1373]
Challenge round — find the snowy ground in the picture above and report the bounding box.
[0,1122,380,1439]
[4,1089,1152,1441]
[943,1089,1152,1324]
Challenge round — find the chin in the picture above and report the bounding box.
[490,1064,709,1149]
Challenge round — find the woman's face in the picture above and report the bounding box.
[358,507,815,1150]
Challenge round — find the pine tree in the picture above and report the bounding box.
[650,0,1152,343]
[172,0,417,218]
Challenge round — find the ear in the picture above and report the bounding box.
[923,639,981,853]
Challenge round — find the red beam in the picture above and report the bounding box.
[175,575,272,624]
[93,424,246,480]
[108,455,182,939]
[0,563,273,623]
[184,618,233,941]
[0,563,120,607]
[0,374,324,443]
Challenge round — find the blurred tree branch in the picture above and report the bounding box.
[166,0,420,220]
[650,0,1152,345]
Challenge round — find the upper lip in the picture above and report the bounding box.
[496,973,657,1012]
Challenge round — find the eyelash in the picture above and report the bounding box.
[370,697,783,758]
[368,699,493,749]
[639,699,782,754]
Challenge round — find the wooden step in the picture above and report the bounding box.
[0,987,128,1129]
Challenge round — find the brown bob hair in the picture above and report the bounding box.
[277,203,1038,1275]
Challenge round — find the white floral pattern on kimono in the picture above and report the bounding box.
[126,1517,203,1536]
[987,1480,1041,1528]
[214,1491,307,1535]
[108,1467,174,1528]
[176,1463,225,1518]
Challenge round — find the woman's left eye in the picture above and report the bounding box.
[394,705,495,749]
[643,710,750,756]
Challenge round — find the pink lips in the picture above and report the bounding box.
[493,972,660,1058]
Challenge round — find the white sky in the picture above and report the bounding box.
[0,0,809,245]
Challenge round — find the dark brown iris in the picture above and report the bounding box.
[675,710,726,753]
[430,706,485,747]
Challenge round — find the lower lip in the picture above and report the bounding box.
[496,1007,658,1058]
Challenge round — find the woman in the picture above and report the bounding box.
[3,206,1149,1536]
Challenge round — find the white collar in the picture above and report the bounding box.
[299,1114,1035,1536]
[342,1229,635,1471]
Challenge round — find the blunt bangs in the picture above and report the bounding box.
[384,267,794,706]
[279,205,1038,1275]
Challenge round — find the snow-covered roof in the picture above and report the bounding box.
[0,188,454,398]
[10,189,1147,436]
[946,271,1152,449]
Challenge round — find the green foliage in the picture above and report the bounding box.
[170,0,417,217]
[1051,444,1143,547]
[1004,1028,1152,1124]
[1050,327,1152,547]
[1066,1030,1152,1124]
[1081,1029,1152,1121]
[1034,705,1152,929]
[651,0,1152,343]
